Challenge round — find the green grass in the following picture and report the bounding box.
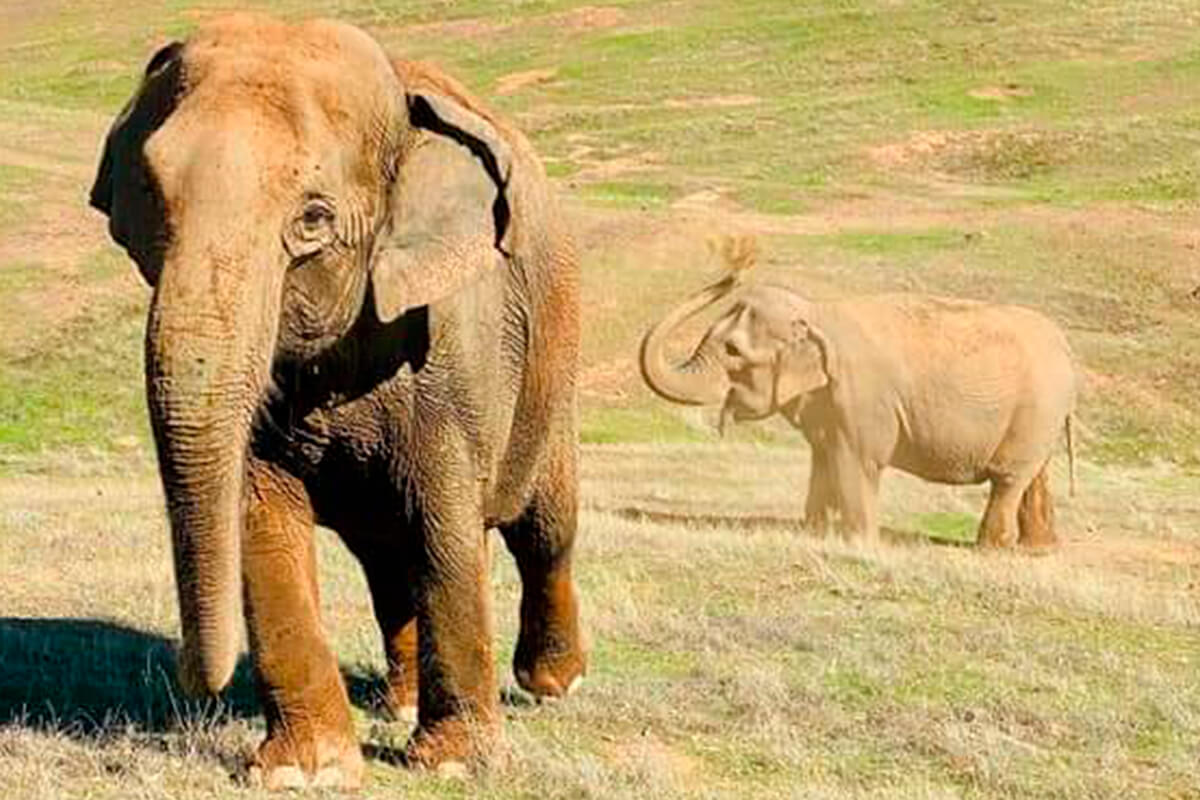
[577,180,677,210]
[820,229,969,258]
[907,511,978,544]
[581,406,709,445]
[0,301,149,463]
[0,250,150,474]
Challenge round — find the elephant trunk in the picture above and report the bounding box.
[638,273,739,406]
[145,227,282,696]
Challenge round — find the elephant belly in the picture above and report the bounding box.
[890,430,993,486]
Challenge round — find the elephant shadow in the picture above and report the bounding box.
[606,506,973,547]
[0,618,401,737]
[0,617,258,734]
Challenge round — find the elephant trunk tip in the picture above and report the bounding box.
[177,636,239,696]
[638,275,738,407]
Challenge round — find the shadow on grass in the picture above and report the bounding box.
[0,617,259,734]
[0,617,535,767]
[343,668,393,719]
[605,506,975,547]
[0,619,415,728]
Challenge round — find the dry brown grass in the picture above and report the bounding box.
[1,444,1197,798]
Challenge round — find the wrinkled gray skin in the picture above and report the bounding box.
[640,274,1077,546]
[89,15,585,790]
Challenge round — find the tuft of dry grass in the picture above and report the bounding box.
[709,233,760,276]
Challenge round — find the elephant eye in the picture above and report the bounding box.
[299,199,335,237]
[725,341,742,358]
[284,197,338,262]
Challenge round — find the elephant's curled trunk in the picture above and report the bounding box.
[638,273,739,406]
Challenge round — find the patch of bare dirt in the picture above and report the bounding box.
[394,16,504,40]
[1057,534,1200,593]
[544,5,628,32]
[663,94,761,110]
[0,0,62,49]
[967,83,1035,102]
[0,200,108,272]
[564,142,663,182]
[0,145,92,181]
[575,154,663,182]
[1073,536,1200,568]
[0,197,129,358]
[603,730,698,784]
[494,67,558,96]
[865,128,1084,180]
[389,5,626,42]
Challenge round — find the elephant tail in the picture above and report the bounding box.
[1065,413,1076,497]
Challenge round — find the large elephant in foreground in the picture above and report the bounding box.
[90,15,585,789]
[640,272,1077,546]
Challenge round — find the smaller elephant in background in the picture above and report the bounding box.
[639,267,1077,547]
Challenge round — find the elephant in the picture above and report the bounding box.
[639,271,1077,546]
[89,14,586,789]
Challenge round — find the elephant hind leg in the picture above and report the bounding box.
[1017,464,1057,548]
[977,475,1025,548]
[359,555,420,722]
[498,435,587,700]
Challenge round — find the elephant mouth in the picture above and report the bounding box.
[717,390,772,436]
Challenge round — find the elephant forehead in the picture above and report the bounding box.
[739,290,805,334]
[181,15,397,142]
[144,17,400,208]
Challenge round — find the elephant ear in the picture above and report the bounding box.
[89,40,184,286]
[774,321,833,408]
[372,91,513,322]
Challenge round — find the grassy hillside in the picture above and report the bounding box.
[0,1,1197,798]
[4,0,1200,468]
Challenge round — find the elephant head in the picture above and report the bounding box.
[639,278,833,432]
[89,16,515,696]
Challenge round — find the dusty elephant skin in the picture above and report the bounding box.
[89,14,585,790]
[640,273,1077,546]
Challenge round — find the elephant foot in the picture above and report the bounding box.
[248,763,361,791]
[1016,520,1058,549]
[404,715,500,772]
[514,584,588,700]
[976,522,1016,549]
[392,703,419,724]
[249,729,364,791]
[1017,531,1058,549]
[514,658,586,700]
[383,673,419,724]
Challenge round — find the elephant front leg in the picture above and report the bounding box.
[804,444,835,534]
[404,471,499,771]
[829,441,881,540]
[242,462,362,790]
[498,440,587,700]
